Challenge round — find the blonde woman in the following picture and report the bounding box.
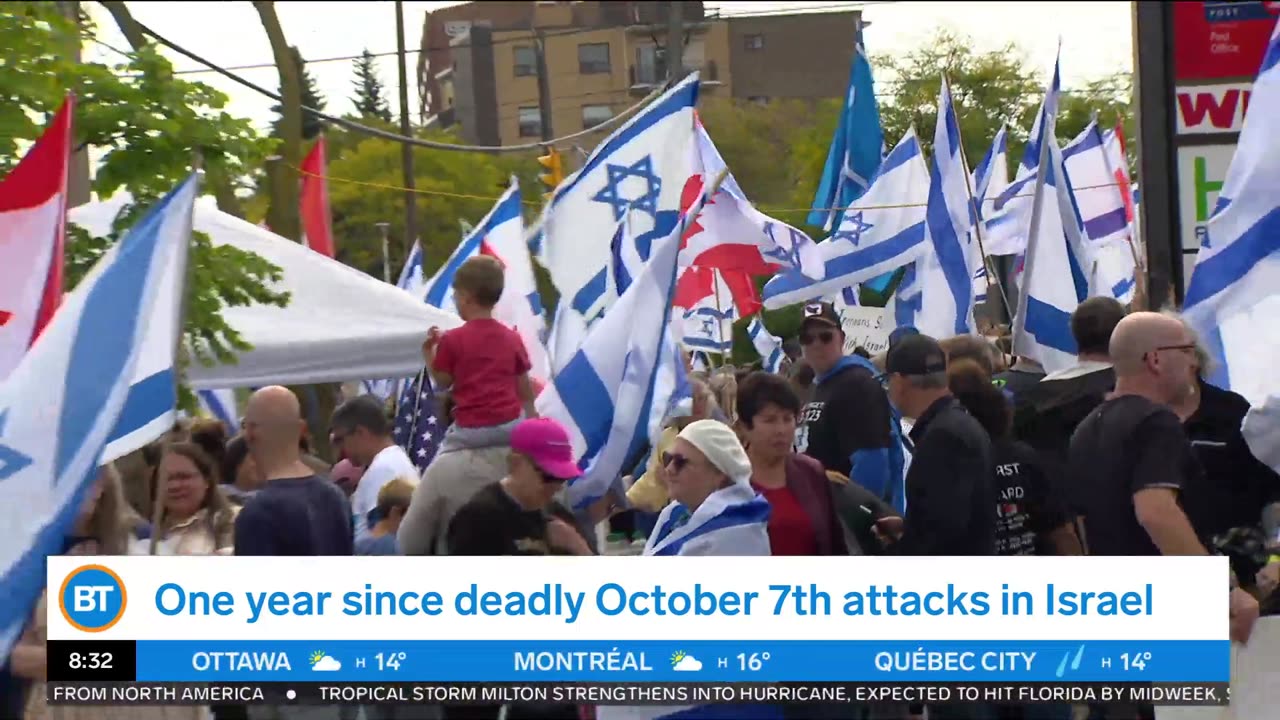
[14,465,205,720]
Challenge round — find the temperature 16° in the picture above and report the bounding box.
[737,652,772,671]
[376,652,407,671]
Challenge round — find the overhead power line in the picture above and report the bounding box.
[133,21,667,154]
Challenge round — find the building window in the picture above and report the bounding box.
[634,45,666,85]
[518,107,541,137]
[578,42,611,74]
[514,46,537,77]
[582,104,613,129]
[744,34,764,51]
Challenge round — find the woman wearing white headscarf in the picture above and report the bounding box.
[645,419,771,557]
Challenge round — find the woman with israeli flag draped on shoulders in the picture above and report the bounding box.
[643,419,771,558]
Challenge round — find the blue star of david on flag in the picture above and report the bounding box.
[592,156,663,221]
[832,211,875,246]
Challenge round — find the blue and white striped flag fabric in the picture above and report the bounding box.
[984,57,1063,257]
[888,260,924,331]
[973,124,1009,212]
[1063,121,1131,246]
[197,388,238,429]
[1012,60,1092,374]
[536,74,698,320]
[536,193,692,510]
[763,129,930,310]
[920,78,979,337]
[0,175,197,657]
[1184,21,1280,407]
[807,30,884,231]
[98,187,199,463]
[397,241,428,300]
[746,316,785,374]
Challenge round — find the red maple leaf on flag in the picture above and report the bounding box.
[679,174,716,248]
[0,310,11,327]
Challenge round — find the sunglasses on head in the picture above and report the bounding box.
[800,330,835,346]
[661,451,692,473]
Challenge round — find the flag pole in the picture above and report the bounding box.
[1011,112,1056,356]
[151,159,204,556]
[949,76,1015,328]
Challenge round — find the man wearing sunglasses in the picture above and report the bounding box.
[794,302,904,549]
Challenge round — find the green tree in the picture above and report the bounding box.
[875,28,1135,174]
[271,47,327,141]
[324,128,535,278]
[0,2,288,404]
[351,49,392,123]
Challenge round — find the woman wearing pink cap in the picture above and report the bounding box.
[444,417,593,557]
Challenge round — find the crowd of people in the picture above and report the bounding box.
[4,255,1277,720]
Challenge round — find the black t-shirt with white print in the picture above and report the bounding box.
[991,438,1069,556]
[1068,395,1203,556]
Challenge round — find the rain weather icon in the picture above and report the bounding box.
[670,651,703,672]
[309,651,342,672]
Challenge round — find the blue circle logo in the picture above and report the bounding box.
[58,564,127,632]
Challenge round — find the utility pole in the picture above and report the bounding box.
[666,0,685,83]
[534,30,554,141]
[55,0,91,208]
[395,0,419,264]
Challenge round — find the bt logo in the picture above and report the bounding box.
[57,564,127,632]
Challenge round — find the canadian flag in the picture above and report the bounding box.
[299,135,335,258]
[0,97,73,380]
[677,116,822,280]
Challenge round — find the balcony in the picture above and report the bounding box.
[629,60,720,92]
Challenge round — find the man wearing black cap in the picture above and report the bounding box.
[877,333,997,557]
[794,302,904,552]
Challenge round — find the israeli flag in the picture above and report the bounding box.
[920,78,979,337]
[808,30,884,231]
[0,175,197,657]
[99,186,199,462]
[973,124,1010,212]
[424,185,522,314]
[1184,23,1280,407]
[985,56,1063,257]
[889,261,924,331]
[197,388,238,429]
[1012,59,1092,374]
[536,183,700,509]
[747,317,785,374]
[763,130,930,310]
[397,241,428,300]
[537,75,698,320]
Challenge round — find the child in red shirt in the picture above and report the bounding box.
[423,255,537,453]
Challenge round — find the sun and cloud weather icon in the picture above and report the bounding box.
[670,651,703,672]
[309,651,342,672]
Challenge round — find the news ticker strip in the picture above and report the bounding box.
[47,639,1229,683]
[46,681,1230,707]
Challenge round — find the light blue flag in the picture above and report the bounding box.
[919,78,979,337]
[1012,55,1093,374]
[0,175,198,657]
[764,130,930,310]
[808,31,884,231]
[1184,22,1280,407]
[535,175,717,509]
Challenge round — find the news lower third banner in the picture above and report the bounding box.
[45,556,1231,706]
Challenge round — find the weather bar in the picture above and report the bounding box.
[46,681,1229,707]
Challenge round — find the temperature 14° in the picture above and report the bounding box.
[737,652,772,671]
[1120,652,1151,672]
[376,652,407,671]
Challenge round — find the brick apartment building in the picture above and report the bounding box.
[418,1,859,147]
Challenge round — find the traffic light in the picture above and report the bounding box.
[537,146,564,198]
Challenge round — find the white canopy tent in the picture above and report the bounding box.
[69,195,460,390]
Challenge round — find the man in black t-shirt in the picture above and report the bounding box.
[447,417,592,556]
[793,303,897,502]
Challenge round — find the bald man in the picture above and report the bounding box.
[234,387,354,557]
[1068,313,1258,644]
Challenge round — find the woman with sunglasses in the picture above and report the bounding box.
[643,419,771,557]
